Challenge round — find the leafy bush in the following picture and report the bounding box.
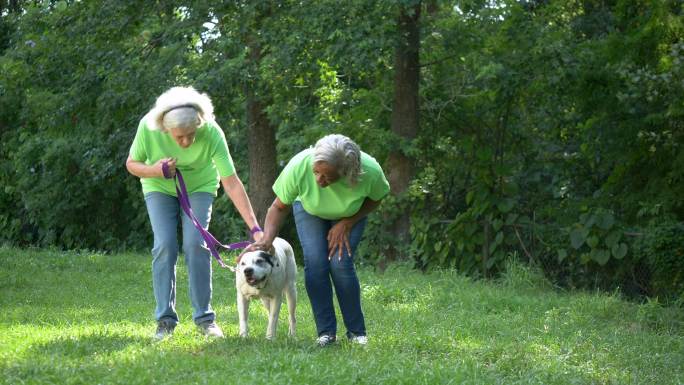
[560,208,628,267]
[633,220,684,303]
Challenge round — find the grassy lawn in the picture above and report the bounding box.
[0,246,682,384]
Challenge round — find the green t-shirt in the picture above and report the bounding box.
[128,119,235,196]
[273,148,390,220]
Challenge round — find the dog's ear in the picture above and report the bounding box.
[257,251,275,267]
[267,246,280,267]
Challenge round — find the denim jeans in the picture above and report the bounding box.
[144,191,216,326]
[293,201,367,338]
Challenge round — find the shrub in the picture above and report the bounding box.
[633,220,684,303]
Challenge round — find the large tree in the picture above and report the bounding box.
[384,1,421,265]
[242,4,277,226]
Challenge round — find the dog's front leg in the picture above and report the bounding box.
[237,292,250,338]
[265,294,282,340]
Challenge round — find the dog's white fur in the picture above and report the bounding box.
[235,237,297,340]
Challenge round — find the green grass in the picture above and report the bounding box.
[1,247,682,385]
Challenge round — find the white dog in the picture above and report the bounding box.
[235,237,297,340]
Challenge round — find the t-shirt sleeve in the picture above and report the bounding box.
[129,120,148,162]
[210,123,236,178]
[272,155,302,205]
[368,166,390,201]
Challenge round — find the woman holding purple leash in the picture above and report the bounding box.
[245,134,390,346]
[126,86,263,340]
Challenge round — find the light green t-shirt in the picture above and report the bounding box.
[273,148,390,220]
[128,119,235,196]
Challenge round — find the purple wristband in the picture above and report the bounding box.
[250,225,263,234]
[161,161,172,179]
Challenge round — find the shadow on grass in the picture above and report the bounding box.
[20,325,320,361]
[24,332,149,360]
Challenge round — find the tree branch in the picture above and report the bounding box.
[514,226,535,263]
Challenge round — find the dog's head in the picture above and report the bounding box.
[237,250,275,287]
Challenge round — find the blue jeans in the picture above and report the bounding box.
[293,201,367,339]
[144,191,216,326]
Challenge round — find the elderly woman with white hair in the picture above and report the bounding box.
[126,86,263,340]
[247,134,390,346]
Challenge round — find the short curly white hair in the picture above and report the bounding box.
[313,134,363,186]
[143,86,215,132]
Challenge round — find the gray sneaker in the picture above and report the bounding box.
[198,321,224,338]
[316,334,337,347]
[154,319,175,340]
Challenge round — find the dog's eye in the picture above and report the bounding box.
[255,259,263,265]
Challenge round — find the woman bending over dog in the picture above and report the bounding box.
[245,134,389,346]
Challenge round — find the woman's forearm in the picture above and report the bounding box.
[126,156,163,178]
[262,198,290,244]
[221,175,260,231]
[345,197,381,226]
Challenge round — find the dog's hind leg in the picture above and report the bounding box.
[285,281,297,337]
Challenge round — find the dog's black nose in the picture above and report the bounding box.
[244,267,253,276]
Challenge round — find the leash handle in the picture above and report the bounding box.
[174,169,250,268]
[162,161,173,179]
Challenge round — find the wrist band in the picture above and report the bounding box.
[161,161,173,179]
[250,225,263,234]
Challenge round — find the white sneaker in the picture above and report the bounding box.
[316,334,337,347]
[350,335,368,345]
[198,321,224,338]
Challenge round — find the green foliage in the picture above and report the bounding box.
[381,0,682,296]
[633,220,684,303]
[564,208,628,266]
[0,1,241,250]
[0,0,683,300]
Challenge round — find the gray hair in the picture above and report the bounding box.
[144,86,215,132]
[162,106,201,132]
[313,134,363,186]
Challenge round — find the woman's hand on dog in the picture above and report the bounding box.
[237,237,272,263]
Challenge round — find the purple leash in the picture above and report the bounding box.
[163,162,250,268]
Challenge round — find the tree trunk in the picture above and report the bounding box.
[382,2,421,268]
[245,36,277,225]
[482,219,490,278]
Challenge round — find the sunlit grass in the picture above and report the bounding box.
[1,246,682,384]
